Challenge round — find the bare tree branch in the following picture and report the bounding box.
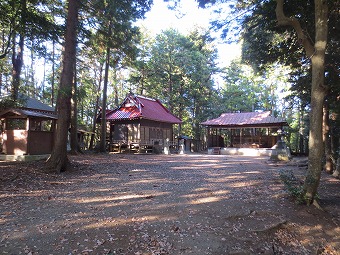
[275,0,315,58]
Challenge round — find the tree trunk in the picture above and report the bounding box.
[276,0,328,204]
[303,0,328,204]
[298,105,306,154]
[99,46,110,152]
[112,70,119,107]
[52,39,55,107]
[333,157,340,179]
[11,0,27,102]
[70,61,79,154]
[323,102,333,173]
[89,62,104,150]
[275,0,329,204]
[332,135,340,179]
[46,0,79,173]
[114,85,119,107]
[11,34,24,102]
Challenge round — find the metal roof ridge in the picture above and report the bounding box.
[136,95,157,101]
[221,111,270,114]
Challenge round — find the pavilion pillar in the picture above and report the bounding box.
[219,128,222,147]
[26,118,31,155]
[230,129,234,147]
[240,128,243,147]
[259,129,262,147]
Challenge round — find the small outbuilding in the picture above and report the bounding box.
[101,93,182,153]
[0,95,57,156]
[201,111,289,156]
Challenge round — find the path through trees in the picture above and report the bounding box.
[1,154,339,254]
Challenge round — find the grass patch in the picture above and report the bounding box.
[279,169,305,204]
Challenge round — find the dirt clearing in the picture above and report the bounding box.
[0,154,339,254]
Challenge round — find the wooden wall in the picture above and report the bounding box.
[110,119,174,143]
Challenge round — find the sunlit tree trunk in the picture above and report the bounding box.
[89,63,103,150]
[11,34,25,102]
[70,62,79,154]
[303,0,328,204]
[11,0,27,102]
[276,0,328,204]
[99,45,110,152]
[52,39,56,107]
[323,102,332,173]
[46,0,79,173]
[298,105,305,154]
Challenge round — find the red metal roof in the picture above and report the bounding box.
[106,94,182,124]
[201,111,287,128]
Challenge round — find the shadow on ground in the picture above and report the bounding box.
[0,154,339,254]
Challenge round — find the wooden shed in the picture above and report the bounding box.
[201,111,288,149]
[0,95,57,156]
[101,93,182,153]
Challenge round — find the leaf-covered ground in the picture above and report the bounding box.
[0,153,339,255]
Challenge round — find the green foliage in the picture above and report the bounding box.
[81,0,153,130]
[130,27,220,139]
[0,0,64,58]
[220,60,259,112]
[0,0,64,103]
[218,60,289,115]
[0,97,17,111]
[198,1,338,107]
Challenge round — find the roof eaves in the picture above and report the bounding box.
[108,116,140,122]
[202,121,288,128]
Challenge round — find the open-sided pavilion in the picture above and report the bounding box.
[201,111,288,155]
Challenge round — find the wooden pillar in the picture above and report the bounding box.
[259,128,262,147]
[26,118,30,155]
[219,128,221,147]
[240,128,243,146]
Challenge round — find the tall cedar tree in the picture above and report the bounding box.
[46,0,79,173]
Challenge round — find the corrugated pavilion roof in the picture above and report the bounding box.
[0,108,58,119]
[106,94,182,124]
[201,111,287,128]
[22,96,55,112]
[0,93,55,113]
